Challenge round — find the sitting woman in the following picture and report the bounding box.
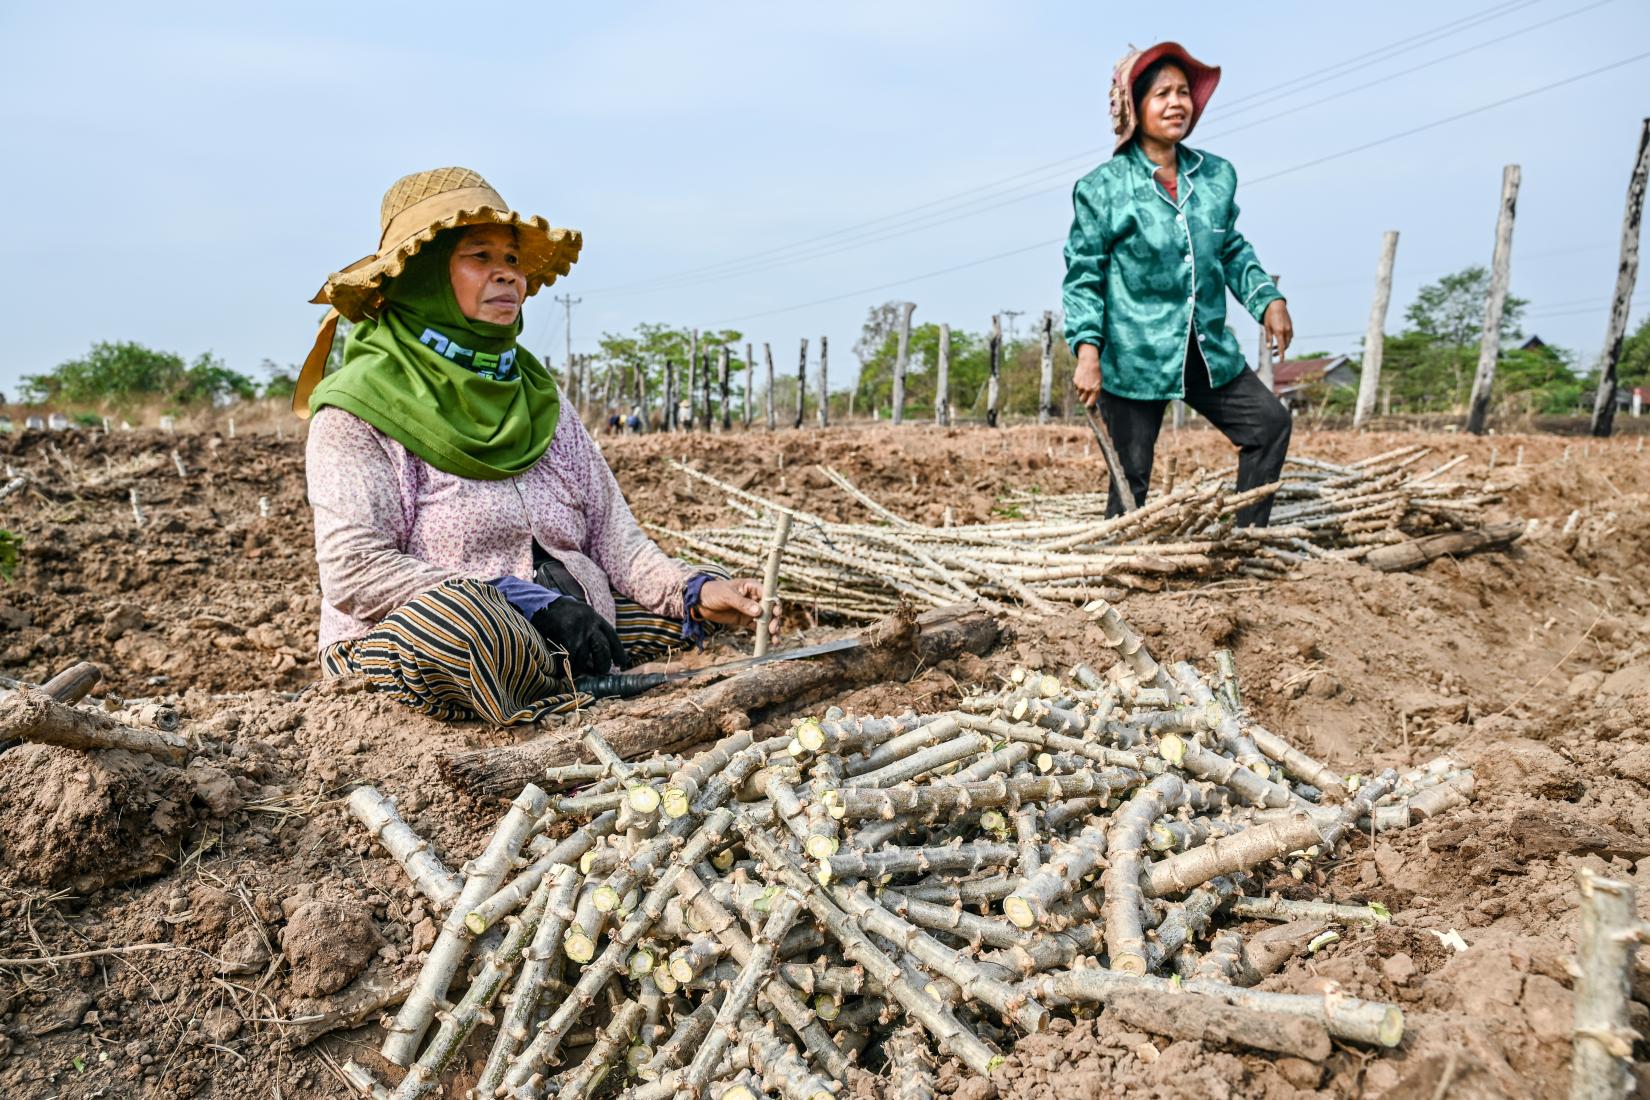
[293,167,768,724]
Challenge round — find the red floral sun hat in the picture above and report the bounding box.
[1109,42,1221,152]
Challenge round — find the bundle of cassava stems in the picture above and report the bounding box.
[660,444,1508,619]
[341,599,1472,1100]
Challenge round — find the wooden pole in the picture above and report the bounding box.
[1354,231,1400,429]
[891,302,916,425]
[635,360,648,432]
[702,357,716,435]
[744,342,755,429]
[935,324,951,427]
[1591,118,1649,437]
[688,329,699,430]
[1256,275,1280,394]
[986,315,1002,428]
[817,336,829,428]
[1466,165,1521,435]
[764,343,776,430]
[1038,311,1055,424]
[718,347,731,431]
[665,358,677,430]
[794,338,808,429]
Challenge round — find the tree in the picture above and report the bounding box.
[1616,314,1650,390]
[20,341,257,408]
[1401,266,1529,409]
[853,302,906,372]
[261,359,299,399]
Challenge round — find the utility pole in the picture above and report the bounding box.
[1592,118,1649,437]
[1354,231,1401,429]
[1001,309,1024,346]
[1466,165,1521,436]
[891,302,916,425]
[554,294,581,390]
[987,314,1002,428]
[935,323,951,427]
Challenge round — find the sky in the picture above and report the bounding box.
[3,0,1648,400]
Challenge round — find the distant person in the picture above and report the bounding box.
[1063,43,1294,525]
[292,167,775,724]
[627,411,643,434]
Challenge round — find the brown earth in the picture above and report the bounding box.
[0,421,1647,1099]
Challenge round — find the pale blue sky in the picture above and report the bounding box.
[3,0,1648,398]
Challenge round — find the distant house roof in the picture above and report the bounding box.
[1520,335,1547,351]
[1271,355,1352,392]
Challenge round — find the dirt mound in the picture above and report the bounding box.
[0,422,1647,1098]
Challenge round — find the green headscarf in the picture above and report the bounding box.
[308,228,559,480]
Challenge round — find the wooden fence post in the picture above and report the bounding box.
[1038,311,1056,424]
[817,336,829,428]
[664,359,676,430]
[1256,274,1280,394]
[1354,230,1400,429]
[764,343,776,430]
[936,324,951,427]
[1466,165,1521,435]
[892,302,915,425]
[794,338,808,429]
[744,341,755,429]
[987,314,1002,428]
[688,329,699,430]
[719,346,731,431]
[1591,118,1650,437]
[701,352,713,432]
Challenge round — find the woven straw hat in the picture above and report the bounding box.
[314,167,582,322]
[294,167,582,416]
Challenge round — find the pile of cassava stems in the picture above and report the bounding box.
[340,599,1474,1100]
[656,444,1509,620]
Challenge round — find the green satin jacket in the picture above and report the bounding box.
[1062,143,1283,401]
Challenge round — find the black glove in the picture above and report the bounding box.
[530,598,626,677]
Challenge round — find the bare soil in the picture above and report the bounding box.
[0,421,1646,1099]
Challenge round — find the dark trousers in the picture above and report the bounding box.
[1100,346,1292,526]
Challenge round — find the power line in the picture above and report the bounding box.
[715,50,1650,325]
[577,1,1556,298]
[585,0,1615,301]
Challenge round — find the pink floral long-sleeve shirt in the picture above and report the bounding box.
[305,402,694,652]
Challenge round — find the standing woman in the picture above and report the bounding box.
[1063,43,1294,524]
[294,167,771,725]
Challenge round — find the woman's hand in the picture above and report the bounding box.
[1263,300,1293,362]
[1073,344,1103,408]
[696,578,777,633]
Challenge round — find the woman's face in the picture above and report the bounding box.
[449,225,526,325]
[1138,63,1193,145]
